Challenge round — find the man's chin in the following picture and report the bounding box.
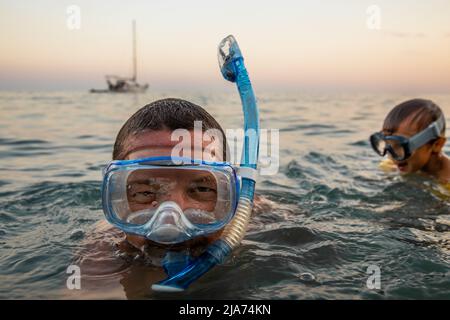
[125,230,223,251]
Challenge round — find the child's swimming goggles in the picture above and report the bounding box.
[370,114,445,161]
[101,156,245,244]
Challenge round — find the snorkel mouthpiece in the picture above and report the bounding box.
[152,35,259,292]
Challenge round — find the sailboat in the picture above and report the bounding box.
[90,20,149,93]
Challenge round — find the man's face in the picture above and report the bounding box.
[121,129,225,249]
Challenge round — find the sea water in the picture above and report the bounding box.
[0,90,449,299]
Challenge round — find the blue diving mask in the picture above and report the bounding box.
[102,157,240,244]
[370,114,445,161]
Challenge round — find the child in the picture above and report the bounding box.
[370,98,450,183]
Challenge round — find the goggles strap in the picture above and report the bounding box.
[236,167,258,182]
[434,114,446,135]
[409,114,446,151]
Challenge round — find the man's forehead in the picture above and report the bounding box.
[125,130,182,151]
[123,129,223,160]
[127,168,214,181]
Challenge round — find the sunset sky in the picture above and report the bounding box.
[1,0,450,92]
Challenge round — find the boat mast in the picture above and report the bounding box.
[132,20,137,81]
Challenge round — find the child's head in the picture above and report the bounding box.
[112,98,229,249]
[379,98,446,173]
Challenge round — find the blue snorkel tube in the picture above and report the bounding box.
[151,35,260,292]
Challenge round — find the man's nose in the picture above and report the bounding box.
[157,211,178,225]
[159,190,188,211]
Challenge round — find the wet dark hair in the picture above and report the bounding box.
[113,98,227,160]
[383,99,446,138]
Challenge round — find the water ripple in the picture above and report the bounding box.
[1,91,450,299]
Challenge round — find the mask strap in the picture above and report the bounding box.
[409,114,445,151]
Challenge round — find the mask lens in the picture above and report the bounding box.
[385,139,406,160]
[370,134,386,156]
[375,139,386,155]
[107,166,235,228]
